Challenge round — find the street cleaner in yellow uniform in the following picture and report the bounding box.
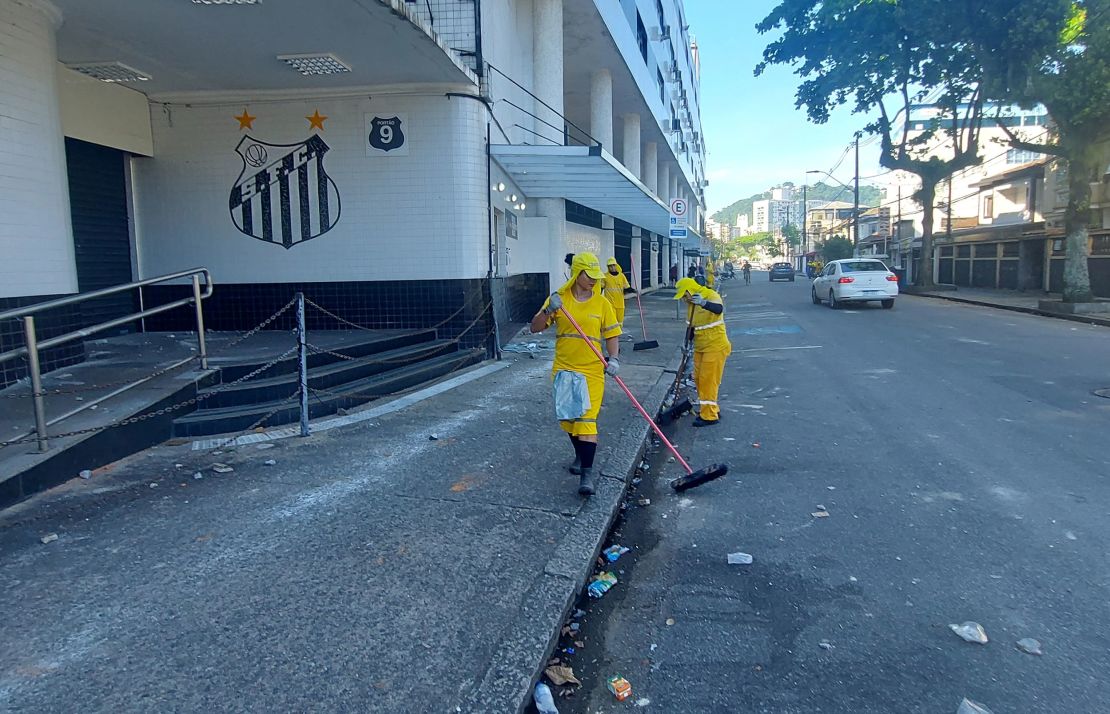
[705,259,716,289]
[602,257,630,327]
[674,277,731,427]
[531,253,622,495]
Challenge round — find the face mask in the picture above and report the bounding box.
[609,267,619,274]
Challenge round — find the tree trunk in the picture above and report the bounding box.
[918,181,937,289]
[1062,155,1094,303]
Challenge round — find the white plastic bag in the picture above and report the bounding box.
[553,370,591,421]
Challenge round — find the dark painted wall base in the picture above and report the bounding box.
[0,295,87,389]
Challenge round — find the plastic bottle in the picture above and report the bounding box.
[534,682,559,713]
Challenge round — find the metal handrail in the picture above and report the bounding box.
[1,267,214,452]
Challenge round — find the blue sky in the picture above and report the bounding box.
[686,0,883,214]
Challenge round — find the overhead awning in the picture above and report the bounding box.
[490,144,670,235]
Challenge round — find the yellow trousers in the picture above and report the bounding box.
[693,348,729,420]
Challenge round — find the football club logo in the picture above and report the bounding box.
[229,135,342,248]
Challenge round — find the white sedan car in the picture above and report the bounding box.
[811,259,899,309]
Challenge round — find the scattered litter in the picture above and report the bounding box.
[650,644,657,652]
[40,533,58,544]
[78,469,91,480]
[544,665,581,686]
[75,396,84,401]
[637,498,651,507]
[603,545,631,562]
[816,504,826,511]
[849,576,858,582]
[727,552,753,565]
[569,622,580,633]
[1065,531,1077,541]
[751,442,760,448]
[607,675,632,702]
[264,459,276,466]
[811,511,830,518]
[635,697,651,707]
[572,609,586,620]
[212,463,234,473]
[957,698,994,714]
[193,472,203,480]
[827,486,836,490]
[818,640,834,650]
[212,451,224,456]
[1016,637,1043,656]
[429,434,439,441]
[255,443,275,450]
[665,618,675,626]
[564,647,576,655]
[667,456,675,463]
[723,437,736,441]
[949,622,989,644]
[89,404,98,410]
[533,682,559,713]
[149,482,158,489]
[588,572,618,598]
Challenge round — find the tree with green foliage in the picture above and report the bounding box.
[782,224,801,248]
[993,1,1110,302]
[757,0,1072,288]
[819,236,854,262]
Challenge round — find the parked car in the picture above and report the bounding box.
[769,262,795,282]
[811,259,899,309]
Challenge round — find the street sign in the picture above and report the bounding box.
[669,198,688,239]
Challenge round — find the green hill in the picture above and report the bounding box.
[712,182,881,227]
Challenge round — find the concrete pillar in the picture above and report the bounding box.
[589,69,613,152]
[0,0,76,299]
[601,215,615,262]
[533,0,567,286]
[622,114,641,180]
[630,230,642,290]
[642,142,658,194]
[663,240,673,286]
[659,164,671,202]
[533,0,564,137]
[669,172,680,205]
[650,235,661,288]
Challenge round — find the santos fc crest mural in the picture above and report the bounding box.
[229,134,342,249]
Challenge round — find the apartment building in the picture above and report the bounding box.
[0,0,708,381]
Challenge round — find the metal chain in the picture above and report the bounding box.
[1,298,298,401]
[303,294,478,333]
[0,346,297,449]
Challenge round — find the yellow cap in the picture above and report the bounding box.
[571,252,604,280]
[607,257,619,267]
[673,277,701,299]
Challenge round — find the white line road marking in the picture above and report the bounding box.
[738,345,823,353]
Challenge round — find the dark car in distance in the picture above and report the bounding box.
[769,262,796,282]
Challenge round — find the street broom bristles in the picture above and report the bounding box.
[656,397,692,425]
[633,339,659,351]
[670,463,729,492]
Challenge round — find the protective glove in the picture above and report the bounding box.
[605,358,620,377]
[545,292,563,314]
[690,294,708,306]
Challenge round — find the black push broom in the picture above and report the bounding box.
[657,305,694,425]
[627,255,659,351]
[558,306,727,493]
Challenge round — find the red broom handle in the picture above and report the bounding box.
[557,305,694,475]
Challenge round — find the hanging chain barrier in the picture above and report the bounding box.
[1,292,496,450]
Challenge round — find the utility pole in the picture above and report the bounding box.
[802,183,808,256]
[853,132,860,252]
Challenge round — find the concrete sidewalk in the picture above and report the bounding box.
[909,286,1110,327]
[0,293,689,713]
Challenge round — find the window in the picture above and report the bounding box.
[1052,239,1066,255]
[1007,148,1042,165]
[841,261,889,272]
[657,69,665,104]
[975,243,998,258]
[1002,241,1020,257]
[1092,236,1110,256]
[636,13,648,63]
[982,194,994,218]
[656,0,666,30]
[940,246,954,257]
[957,245,972,258]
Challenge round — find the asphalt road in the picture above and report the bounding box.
[561,272,1110,713]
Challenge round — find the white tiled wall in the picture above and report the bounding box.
[0,0,77,298]
[133,92,489,284]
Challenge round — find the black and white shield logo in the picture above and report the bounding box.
[229,135,342,248]
[368,116,406,152]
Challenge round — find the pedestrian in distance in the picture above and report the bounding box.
[742,260,751,285]
[669,262,679,287]
[602,257,631,327]
[674,277,731,427]
[705,259,716,289]
[687,263,698,279]
[530,253,622,496]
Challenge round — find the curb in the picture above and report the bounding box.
[909,292,1110,328]
[457,350,680,713]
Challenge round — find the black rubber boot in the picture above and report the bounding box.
[692,416,720,428]
[568,457,583,475]
[578,468,598,496]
